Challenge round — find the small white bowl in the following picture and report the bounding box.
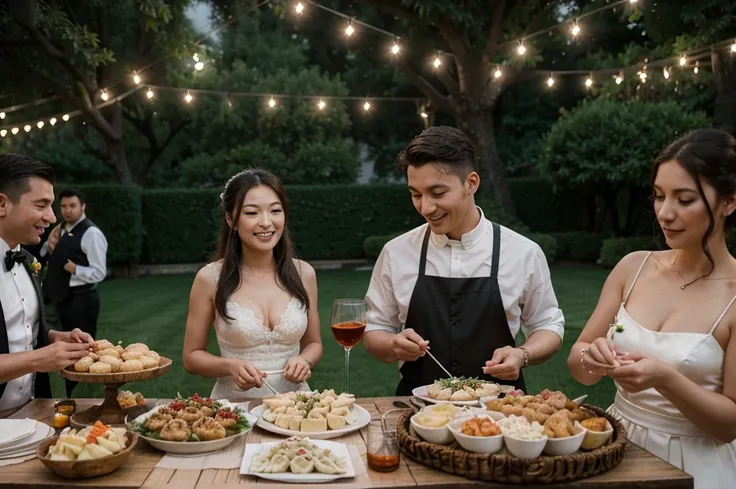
[503,434,548,459]
[424,402,484,417]
[580,419,613,450]
[543,422,586,456]
[447,415,504,454]
[409,413,454,445]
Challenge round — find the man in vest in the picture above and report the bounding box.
[0,154,93,412]
[41,188,108,397]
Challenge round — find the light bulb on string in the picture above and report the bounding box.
[345,20,354,37]
[295,2,304,14]
[11,127,19,135]
[268,96,276,108]
[0,112,5,119]
[731,40,736,53]
[585,76,593,88]
[0,129,5,137]
[36,121,44,129]
[615,74,623,85]
[100,90,109,101]
[494,67,502,79]
[433,52,442,69]
[517,40,527,56]
[363,100,371,111]
[193,53,200,62]
[184,91,193,103]
[546,74,555,87]
[194,61,204,71]
[391,38,400,55]
[62,114,69,121]
[679,54,687,66]
[317,99,326,110]
[133,72,141,85]
[571,21,581,38]
[663,67,670,80]
[50,117,57,125]
[146,88,154,99]
[630,0,637,3]
[24,125,31,133]
[420,111,428,119]
[694,62,699,74]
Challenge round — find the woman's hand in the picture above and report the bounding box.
[228,359,266,391]
[581,337,622,375]
[284,356,312,383]
[607,352,673,393]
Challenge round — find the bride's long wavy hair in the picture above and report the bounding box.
[213,169,309,322]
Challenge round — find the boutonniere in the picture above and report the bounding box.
[28,260,42,277]
[606,320,625,340]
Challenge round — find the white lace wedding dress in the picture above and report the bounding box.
[205,263,310,401]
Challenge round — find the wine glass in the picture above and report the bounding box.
[330,299,367,394]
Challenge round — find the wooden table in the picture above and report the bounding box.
[0,397,693,489]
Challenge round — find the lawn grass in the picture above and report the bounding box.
[50,263,616,408]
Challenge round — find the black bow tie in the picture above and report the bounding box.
[5,250,27,271]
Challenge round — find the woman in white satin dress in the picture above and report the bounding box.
[568,129,736,489]
[182,169,323,400]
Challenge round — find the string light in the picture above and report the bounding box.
[193,53,199,62]
[0,112,5,119]
[146,88,154,99]
[731,40,736,53]
[133,72,141,85]
[100,90,109,101]
[11,128,19,135]
[23,125,31,132]
[546,74,555,87]
[680,55,687,66]
[50,117,57,125]
[36,121,44,129]
[345,19,354,37]
[615,74,623,84]
[317,99,326,110]
[630,0,637,3]
[391,38,400,55]
[363,100,371,111]
[184,91,193,103]
[420,111,428,119]
[663,67,670,80]
[571,21,581,38]
[62,114,69,121]
[432,52,442,69]
[0,129,5,137]
[494,67,502,79]
[694,61,699,74]
[268,96,276,108]
[585,76,593,87]
[295,2,304,14]
[195,61,204,71]
[517,40,527,56]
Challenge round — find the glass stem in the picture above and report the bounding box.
[344,347,351,394]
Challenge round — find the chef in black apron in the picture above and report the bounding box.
[362,126,565,396]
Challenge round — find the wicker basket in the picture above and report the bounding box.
[397,405,627,484]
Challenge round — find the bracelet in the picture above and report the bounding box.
[302,357,312,368]
[580,348,593,375]
[519,347,529,368]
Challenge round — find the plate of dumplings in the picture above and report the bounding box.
[61,339,172,383]
[240,437,354,483]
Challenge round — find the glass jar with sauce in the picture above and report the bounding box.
[367,409,403,472]
[53,400,76,429]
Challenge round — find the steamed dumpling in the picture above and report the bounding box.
[315,456,345,474]
[250,454,271,473]
[330,406,350,417]
[265,454,290,473]
[262,410,277,423]
[290,455,315,474]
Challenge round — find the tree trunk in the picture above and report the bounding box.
[712,47,736,135]
[458,110,516,216]
[603,191,622,236]
[103,103,133,184]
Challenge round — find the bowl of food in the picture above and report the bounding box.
[37,422,138,478]
[447,415,504,454]
[128,394,256,455]
[497,415,547,459]
[409,411,454,445]
[579,417,614,450]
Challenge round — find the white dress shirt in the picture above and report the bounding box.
[0,237,40,410]
[40,214,108,285]
[365,208,565,342]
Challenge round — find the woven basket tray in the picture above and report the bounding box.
[397,405,627,485]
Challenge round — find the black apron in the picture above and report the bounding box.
[396,222,526,395]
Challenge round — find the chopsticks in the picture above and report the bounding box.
[424,350,453,379]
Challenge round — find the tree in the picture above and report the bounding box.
[540,99,709,236]
[0,0,194,184]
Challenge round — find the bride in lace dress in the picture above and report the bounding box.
[567,129,736,489]
[183,169,323,400]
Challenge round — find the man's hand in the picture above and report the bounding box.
[63,259,77,274]
[47,226,61,254]
[482,346,525,380]
[391,328,429,362]
[49,328,95,347]
[34,341,92,373]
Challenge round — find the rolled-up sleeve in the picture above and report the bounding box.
[365,247,401,334]
[520,248,565,340]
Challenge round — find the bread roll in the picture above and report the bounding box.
[120,359,144,372]
[90,362,112,374]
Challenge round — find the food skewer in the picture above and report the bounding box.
[424,350,453,379]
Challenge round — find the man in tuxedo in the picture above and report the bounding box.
[0,154,93,411]
[41,188,107,397]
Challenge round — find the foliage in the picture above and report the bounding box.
[540,99,709,236]
[550,232,605,262]
[526,233,558,264]
[364,233,403,260]
[599,236,658,268]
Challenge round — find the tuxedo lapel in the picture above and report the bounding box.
[0,270,8,401]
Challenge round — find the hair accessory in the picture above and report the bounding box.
[220,169,255,204]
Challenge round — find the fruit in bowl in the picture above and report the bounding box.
[447,415,504,454]
[579,416,614,450]
[37,421,138,478]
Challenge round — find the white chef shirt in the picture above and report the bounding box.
[365,207,565,341]
[0,237,40,410]
[40,213,108,286]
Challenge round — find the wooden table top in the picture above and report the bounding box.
[0,397,693,489]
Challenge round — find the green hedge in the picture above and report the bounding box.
[364,233,403,260]
[57,184,142,264]
[507,178,586,233]
[550,232,604,262]
[526,233,557,264]
[599,236,658,268]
